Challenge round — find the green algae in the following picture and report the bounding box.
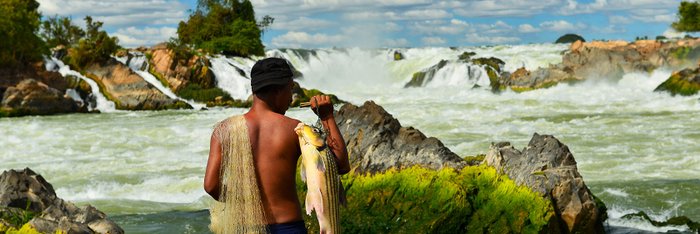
[654,73,700,96]
[296,165,554,233]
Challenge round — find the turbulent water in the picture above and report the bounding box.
[2,44,699,233]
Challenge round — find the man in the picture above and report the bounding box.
[204,57,350,234]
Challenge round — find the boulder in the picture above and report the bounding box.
[501,65,582,92]
[484,133,606,233]
[654,67,700,96]
[0,168,123,234]
[555,34,586,44]
[334,101,467,174]
[149,48,215,92]
[84,58,190,110]
[1,79,79,116]
[404,60,448,88]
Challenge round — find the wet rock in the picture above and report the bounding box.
[84,58,191,110]
[484,133,606,233]
[654,66,700,96]
[500,66,582,92]
[334,101,467,174]
[404,60,448,87]
[458,51,476,61]
[0,168,123,234]
[393,50,404,61]
[149,47,215,92]
[1,79,78,116]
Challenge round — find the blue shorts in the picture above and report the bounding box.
[268,220,308,234]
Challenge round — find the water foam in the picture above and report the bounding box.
[46,57,117,112]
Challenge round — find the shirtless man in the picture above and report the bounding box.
[204,58,350,234]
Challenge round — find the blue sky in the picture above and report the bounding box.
[37,0,688,48]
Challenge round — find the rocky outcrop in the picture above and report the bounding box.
[334,101,467,174]
[498,65,583,92]
[148,44,216,93]
[1,79,80,117]
[0,168,123,234]
[404,60,448,87]
[404,55,507,90]
[484,133,606,233]
[84,58,190,110]
[654,66,700,96]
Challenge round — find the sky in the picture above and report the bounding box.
[36,0,690,49]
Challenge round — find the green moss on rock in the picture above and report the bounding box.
[290,82,344,107]
[296,165,554,233]
[654,70,700,96]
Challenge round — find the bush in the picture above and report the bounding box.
[64,16,119,68]
[177,83,232,102]
[297,165,554,233]
[555,34,585,44]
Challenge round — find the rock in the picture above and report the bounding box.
[149,48,216,92]
[0,168,123,234]
[501,66,582,92]
[570,40,583,52]
[404,60,448,87]
[290,81,343,107]
[393,50,404,61]
[84,58,191,110]
[334,101,467,174]
[484,133,606,233]
[556,34,586,44]
[1,79,79,116]
[654,67,700,96]
[458,51,476,61]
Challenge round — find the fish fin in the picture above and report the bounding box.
[300,162,306,183]
[316,188,324,214]
[316,156,326,172]
[305,194,313,216]
[339,180,347,207]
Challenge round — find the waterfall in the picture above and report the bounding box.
[117,53,206,110]
[208,55,256,100]
[46,57,117,112]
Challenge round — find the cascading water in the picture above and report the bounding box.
[117,53,205,110]
[208,55,256,100]
[45,57,117,112]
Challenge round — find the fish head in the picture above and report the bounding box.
[295,123,326,148]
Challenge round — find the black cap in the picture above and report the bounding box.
[251,57,295,93]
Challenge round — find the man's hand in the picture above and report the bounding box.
[309,95,334,120]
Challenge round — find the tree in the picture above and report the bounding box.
[555,34,585,44]
[0,0,47,67]
[672,1,700,32]
[65,16,120,68]
[177,0,267,57]
[258,15,275,37]
[40,16,85,48]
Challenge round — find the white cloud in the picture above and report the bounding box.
[271,31,344,48]
[272,17,334,31]
[539,20,586,32]
[453,0,562,17]
[422,36,446,45]
[37,0,187,26]
[630,14,676,23]
[518,24,541,33]
[465,33,520,44]
[384,38,410,47]
[662,28,688,39]
[403,9,452,19]
[609,15,632,24]
[410,19,469,35]
[112,26,177,48]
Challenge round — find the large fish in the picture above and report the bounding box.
[295,123,346,234]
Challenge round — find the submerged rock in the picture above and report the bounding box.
[84,58,191,110]
[655,67,700,96]
[404,60,449,87]
[484,133,606,233]
[334,101,467,174]
[0,168,123,234]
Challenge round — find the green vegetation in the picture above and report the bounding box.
[40,16,85,48]
[672,1,700,32]
[297,166,554,233]
[458,51,476,61]
[654,71,700,96]
[0,0,48,67]
[555,34,585,44]
[0,201,46,234]
[63,16,120,69]
[0,223,46,234]
[176,0,272,57]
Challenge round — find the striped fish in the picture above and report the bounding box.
[295,123,346,234]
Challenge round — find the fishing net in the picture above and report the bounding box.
[209,115,269,234]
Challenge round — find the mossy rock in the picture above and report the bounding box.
[458,51,476,61]
[296,165,554,233]
[620,212,699,232]
[177,83,233,103]
[471,57,504,73]
[654,69,700,96]
[555,34,585,44]
[404,60,449,88]
[393,51,404,61]
[0,223,47,234]
[290,82,344,107]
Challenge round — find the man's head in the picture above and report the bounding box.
[251,57,296,114]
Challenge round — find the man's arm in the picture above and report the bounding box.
[204,132,222,200]
[310,95,351,174]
